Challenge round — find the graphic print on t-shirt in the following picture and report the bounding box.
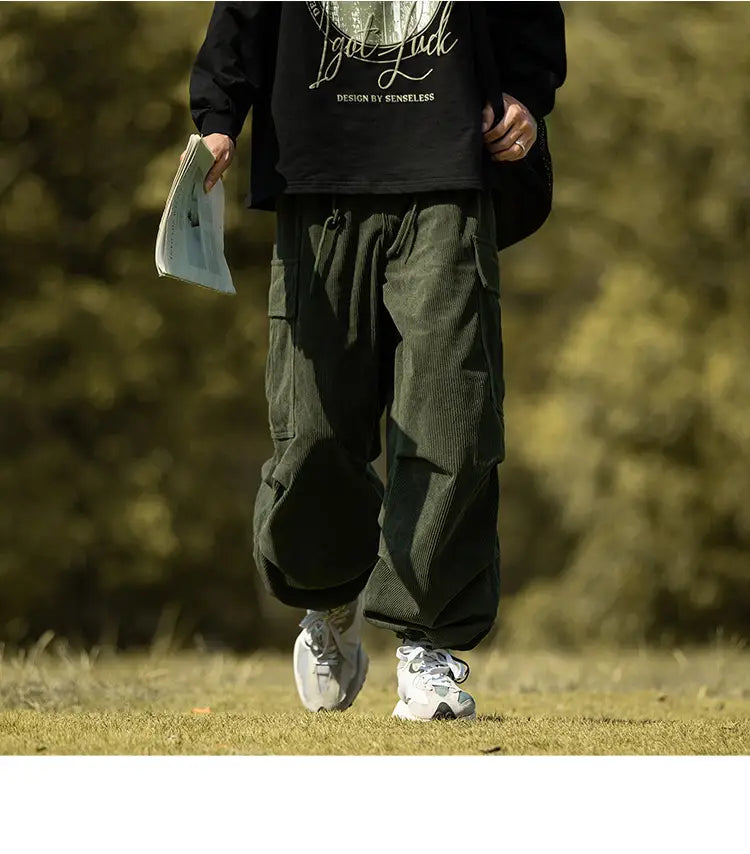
[307,1,458,95]
[271,0,483,194]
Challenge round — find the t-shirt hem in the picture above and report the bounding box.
[282,176,485,195]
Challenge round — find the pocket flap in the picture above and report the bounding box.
[268,259,298,318]
[472,235,500,295]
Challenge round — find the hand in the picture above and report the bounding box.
[482,94,537,162]
[179,133,235,192]
[202,133,235,192]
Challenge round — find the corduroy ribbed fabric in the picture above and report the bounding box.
[252,190,504,650]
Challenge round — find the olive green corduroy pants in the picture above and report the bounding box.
[252,190,504,650]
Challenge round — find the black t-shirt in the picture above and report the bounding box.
[271,1,486,195]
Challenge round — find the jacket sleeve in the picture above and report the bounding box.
[189,2,274,142]
[487,2,567,119]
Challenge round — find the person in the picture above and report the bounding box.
[189,1,566,721]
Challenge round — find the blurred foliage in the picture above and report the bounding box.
[0,2,748,650]
[0,2,277,648]
[500,1,750,646]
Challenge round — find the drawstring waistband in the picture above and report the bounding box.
[311,195,420,295]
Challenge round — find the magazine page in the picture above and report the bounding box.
[155,135,236,295]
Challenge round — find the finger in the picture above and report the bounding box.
[487,128,524,155]
[204,166,224,192]
[493,143,527,163]
[483,104,522,143]
[488,115,538,153]
[204,165,224,192]
[204,153,230,192]
[481,102,495,133]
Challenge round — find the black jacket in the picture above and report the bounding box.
[190,1,567,239]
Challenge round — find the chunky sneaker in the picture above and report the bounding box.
[293,599,369,712]
[392,643,476,721]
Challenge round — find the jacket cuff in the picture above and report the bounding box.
[198,112,238,143]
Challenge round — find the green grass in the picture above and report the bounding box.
[1,641,748,755]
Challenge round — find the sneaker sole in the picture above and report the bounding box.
[293,640,369,713]
[392,699,477,722]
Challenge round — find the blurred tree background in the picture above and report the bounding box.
[0,2,748,651]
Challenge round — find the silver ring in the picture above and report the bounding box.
[514,139,526,153]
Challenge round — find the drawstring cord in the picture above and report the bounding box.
[385,196,419,260]
[311,195,342,295]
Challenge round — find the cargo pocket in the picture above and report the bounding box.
[473,234,505,417]
[266,258,298,440]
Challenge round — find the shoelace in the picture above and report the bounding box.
[300,605,354,670]
[395,645,470,688]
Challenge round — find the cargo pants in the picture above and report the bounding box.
[252,190,504,650]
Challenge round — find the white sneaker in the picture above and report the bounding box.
[293,599,369,712]
[392,643,476,721]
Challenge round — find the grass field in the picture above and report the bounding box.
[1,640,748,755]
